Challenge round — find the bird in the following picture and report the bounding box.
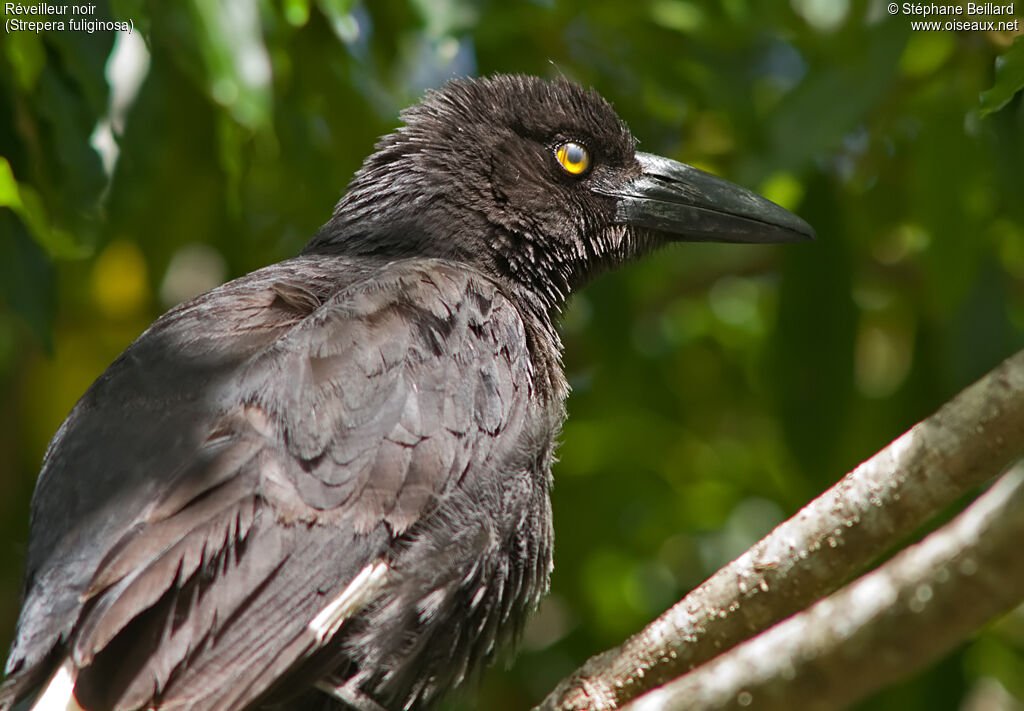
[0,74,814,711]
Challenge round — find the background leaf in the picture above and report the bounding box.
[981,35,1024,116]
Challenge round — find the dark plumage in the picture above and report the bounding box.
[0,75,813,711]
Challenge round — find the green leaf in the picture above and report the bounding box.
[1,32,46,91]
[649,0,706,34]
[762,19,908,176]
[0,157,90,260]
[0,211,56,351]
[189,0,273,129]
[0,157,21,209]
[111,0,151,36]
[317,0,358,43]
[47,21,114,118]
[283,0,312,27]
[899,31,955,78]
[980,36,1024,117]
[407,0,477,38]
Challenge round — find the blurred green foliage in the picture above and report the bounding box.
[1,1,1023,708]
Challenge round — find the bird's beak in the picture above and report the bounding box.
[603,152,816,243]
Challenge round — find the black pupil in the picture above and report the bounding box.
[566,143,585,164]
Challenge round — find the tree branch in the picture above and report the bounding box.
[621,466,1024,711]
[537,349,1024,711]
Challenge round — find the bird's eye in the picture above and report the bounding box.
[555,141,591,176]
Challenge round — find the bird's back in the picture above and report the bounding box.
[3,253,563,710]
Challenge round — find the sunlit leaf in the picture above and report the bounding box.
[0,157,21,208]
[649,0,705,34]
[283,0,312,27]
[758,171,805,211]
[0,158,89,260]
[90,241,149,319]
[899,32,954,78]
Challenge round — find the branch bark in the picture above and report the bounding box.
[621,466,1024,711]
[537,348,1024,711]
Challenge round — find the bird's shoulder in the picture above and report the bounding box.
[33,254,556,546]
[233,255,556,524]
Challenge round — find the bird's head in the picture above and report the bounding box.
[309,74,814,312]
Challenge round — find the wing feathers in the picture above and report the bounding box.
[29,660,81,711]
[308,561,390,645]
[73,491,261,667]
[84,464,258,601]
[6,259,540,711]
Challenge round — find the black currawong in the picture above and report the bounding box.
[0,75,814,711]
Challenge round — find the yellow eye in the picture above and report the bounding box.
[555,141,591,175]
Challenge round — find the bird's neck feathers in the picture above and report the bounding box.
[306,160,647,322]
[304,78,652,318]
